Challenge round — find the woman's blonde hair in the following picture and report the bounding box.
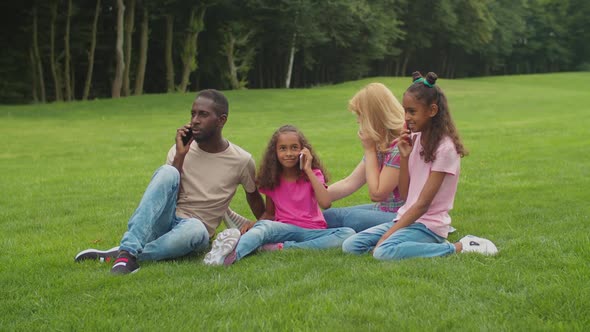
[349,83,404,152]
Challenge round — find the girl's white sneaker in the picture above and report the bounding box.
[460,235,498,256]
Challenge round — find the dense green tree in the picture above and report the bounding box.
[111,0,125,98]
[510,0,572,73]
[478,0,527,75]
[82,0,101,100]
[567,0,590,69]
[1,0,588,103]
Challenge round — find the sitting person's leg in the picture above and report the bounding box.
[342,221,393,254]
[324,204,396,232]
[233,220,281,260]
[112,165,184,274]
[138,217,209,261]
[74,165,182,266]
[372,223,454,261]
[281,226,356,250]
[323,204,373,228]
[203,219,277,266]
[118,165,182,258]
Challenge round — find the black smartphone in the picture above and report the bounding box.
[182,129,193,146]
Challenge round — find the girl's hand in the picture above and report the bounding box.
[300,147,312,171]
[397,130,414,158]
[240,221,255,234]
[358,130,376,151]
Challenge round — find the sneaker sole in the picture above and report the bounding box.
[203,229,240,266]
[74,246,120,262]
[111,267,141,275]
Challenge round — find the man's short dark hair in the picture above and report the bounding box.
[197,89,229,116]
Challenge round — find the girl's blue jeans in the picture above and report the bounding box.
[323,204,397,232]
[119,165,210,261]
[342,221,456,260]
[235,220,355,260]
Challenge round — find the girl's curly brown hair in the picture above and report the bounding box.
[256,125,328,190]
[405,71,467,162]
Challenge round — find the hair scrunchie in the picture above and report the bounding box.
[413,77,434,88]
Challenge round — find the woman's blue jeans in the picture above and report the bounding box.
[119,165,210,261]
[342,221,456,260]
[323,204,397,232]
[235,220,355,261]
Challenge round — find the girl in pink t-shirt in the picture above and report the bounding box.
[204,125,355,266]
[342,72,498,260]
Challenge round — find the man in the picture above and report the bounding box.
[75,89,265,274]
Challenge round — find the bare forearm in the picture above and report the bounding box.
[328,179,356,201]
[171,154,186,173]
[364,150,381,198]
[306,170,331,209]
[376,203,427,247]
[398,157,410,200]
[328,162,366,201]
[246,191,265,219]
[259,212,274,221]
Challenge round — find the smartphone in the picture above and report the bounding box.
[403,122,412,145]
[299,153,303,170]
[182,129,193,146]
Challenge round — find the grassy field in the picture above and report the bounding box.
[1,73,589,331]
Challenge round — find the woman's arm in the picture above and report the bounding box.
[327,161,366,201]
[365,156,400,202]
[374,171,446,249]
[361,133,400,202]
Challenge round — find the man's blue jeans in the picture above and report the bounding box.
[323,204,397,232]
[342,221,456,260]
[235,220,355,261]
[119,165,209,261]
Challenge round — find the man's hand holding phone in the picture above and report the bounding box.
[176,124,193,155]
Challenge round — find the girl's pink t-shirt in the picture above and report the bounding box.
[259,169,327,229]
[395,132,460,238]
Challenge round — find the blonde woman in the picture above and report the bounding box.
[324,83,405,232]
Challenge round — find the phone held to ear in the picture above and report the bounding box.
[299,153,303,170]
[403,122,412,145]
[182,129,193,146]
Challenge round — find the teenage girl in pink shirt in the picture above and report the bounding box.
[342,72,498,259]
[204,125,355,266]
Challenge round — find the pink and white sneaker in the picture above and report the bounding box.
[203,228,241,266]
[259,243,284,252]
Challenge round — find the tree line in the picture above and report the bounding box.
[1,0,588,104]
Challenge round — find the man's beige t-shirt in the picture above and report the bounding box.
[166,141,257,238]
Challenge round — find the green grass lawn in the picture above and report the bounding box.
[1,73,589,330]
